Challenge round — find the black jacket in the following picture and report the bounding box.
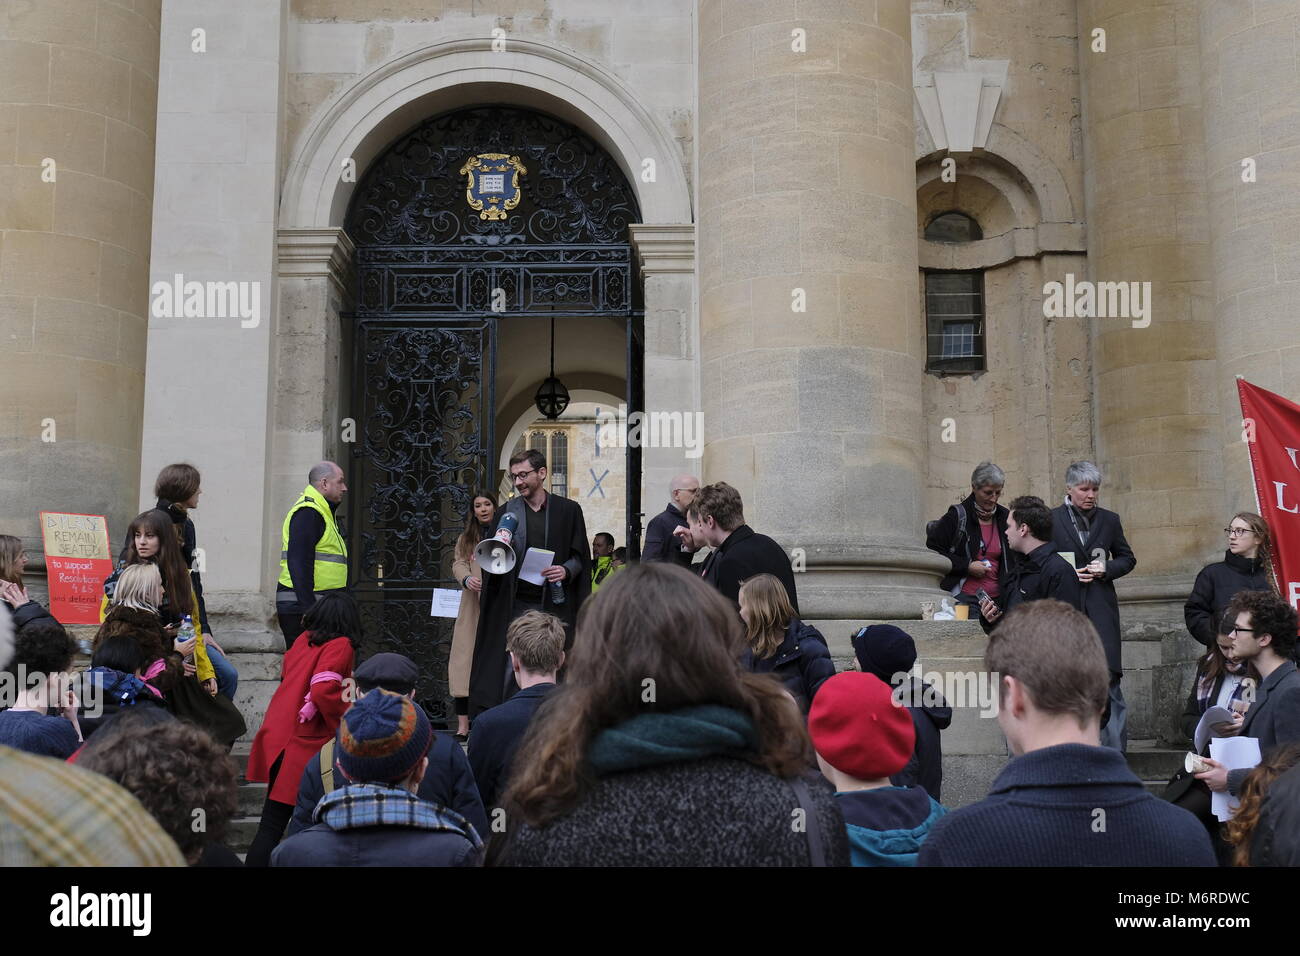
[1251,761,1300,866]
[740,619,834,714]
[1050,504,1135,674]
[642,502,694,567]
[890,678,952,802]
[925,495,1011,594]
[468,682,553,809]
[699,525,798,613]
[286,730,488,840]
[11,600,55,630]
[1227,660,1300,797]
[1184,551,1272,648]
[999,542,1083,616]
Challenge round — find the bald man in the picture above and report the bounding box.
[641,474,699,567]
[275,461,349,648]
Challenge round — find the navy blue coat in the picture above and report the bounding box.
[917,743,1215,866]
[642,502,694,567]
[286,729,488,840]
[741,619,835,714]
[890,678,952,802]
[468,682,553,809]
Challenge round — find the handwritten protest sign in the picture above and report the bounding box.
[39,512,113,625]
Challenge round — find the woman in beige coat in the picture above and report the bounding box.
[450,492,497,738]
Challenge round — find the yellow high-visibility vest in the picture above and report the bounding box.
[278,485,348,592]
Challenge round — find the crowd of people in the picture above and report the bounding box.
[0,451,1297,867]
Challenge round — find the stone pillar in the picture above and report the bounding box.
[1076,2,1220,590]
[697,0,945,617]
[272,227,354,592]
[141,0,286,627]
[0,0,161,561]
[1199,0,1300,512]
[1077,1,1226,743]
[629,224,701,531]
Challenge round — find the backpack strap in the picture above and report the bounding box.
[950,504,968,556]
[789,777,827,867]
[319,738,336,794]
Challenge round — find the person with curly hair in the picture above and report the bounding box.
[1195,589,1300,800]
[0,616,81,758]
[1221,742,1300,866]
[77,710,240,866]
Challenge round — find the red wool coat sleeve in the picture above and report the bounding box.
[307,639,355,726]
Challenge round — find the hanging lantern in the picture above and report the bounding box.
[534,316,569,419]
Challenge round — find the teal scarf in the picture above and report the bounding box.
[586,705,758,776]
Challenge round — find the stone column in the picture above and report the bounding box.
[1076,2,1221,592]
[1199,0,1300,512]
[629,223,701,533]
[0,0,161,561]
[272,227,355,588]
[697,0,945,617]
[141,0,286,627]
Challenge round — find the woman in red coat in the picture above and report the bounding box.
[245,593,358,867]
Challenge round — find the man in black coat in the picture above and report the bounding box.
[1049,461,1136,751]
[979,495,1081,625]
[469,449,589,717]
[468,611,563,809]
[1196,590,1300,800]
[286,653,488,840]
[641,474,700,567]
[679,482,797,612]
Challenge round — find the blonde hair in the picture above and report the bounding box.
[112,563,164,613]
[506,610,566,674]
[739,574,795,659]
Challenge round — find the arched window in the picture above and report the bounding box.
[550,431,569,498]
[923,212,985,373]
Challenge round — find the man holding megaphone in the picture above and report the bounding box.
[468,449,591,717]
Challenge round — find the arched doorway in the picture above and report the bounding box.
[343,104,643,716]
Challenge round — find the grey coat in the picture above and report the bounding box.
[1227,660,1300,797]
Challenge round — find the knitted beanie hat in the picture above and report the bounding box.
[850,624,917,683]
[808,672,916,781]
[336,689,432,785]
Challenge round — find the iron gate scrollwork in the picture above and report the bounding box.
[344,105,642,723]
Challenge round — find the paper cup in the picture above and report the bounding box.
[953,603,970,621]
[920,601,935,621]
[1184,752,1210,774]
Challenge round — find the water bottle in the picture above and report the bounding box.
[178,614,196,661]
[549,578,566,606]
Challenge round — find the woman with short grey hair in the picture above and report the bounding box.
[925,462,1011,633]
[1049,460,1137,752]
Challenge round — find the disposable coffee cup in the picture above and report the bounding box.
[920,601,935,621]
[953,603,970,621]
[1185,752,1211,774]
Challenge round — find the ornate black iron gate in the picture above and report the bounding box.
[344,105,642,719]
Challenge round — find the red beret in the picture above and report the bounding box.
[808,672,916,781]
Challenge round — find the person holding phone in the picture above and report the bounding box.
[924,462,1010,635]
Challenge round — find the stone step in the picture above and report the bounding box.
[238,781,266,817]
[1125,738,1185,782]
[227,816,260,856]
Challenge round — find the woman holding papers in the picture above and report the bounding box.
[450,492,496,740]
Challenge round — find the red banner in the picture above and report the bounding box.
[1238,380,1300,611]
[39,511,113,625]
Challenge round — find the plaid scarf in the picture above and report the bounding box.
[313,783,482,848]
[1196,659,1250,711]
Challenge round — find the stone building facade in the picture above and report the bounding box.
[4,0,1299,802]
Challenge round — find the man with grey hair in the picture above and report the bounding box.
[275,461,350,648]
[1050,460,1136,752]
[642,473,700,567]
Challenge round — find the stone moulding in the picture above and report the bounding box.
[282,37,694,232]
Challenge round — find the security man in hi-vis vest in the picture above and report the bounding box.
[276,461,349,648]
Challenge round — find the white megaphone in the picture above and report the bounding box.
[473,511,518,574]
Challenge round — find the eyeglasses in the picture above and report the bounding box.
[510,469,538,481]
[1224,527,1254,537]
[1231,627,1255,636]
